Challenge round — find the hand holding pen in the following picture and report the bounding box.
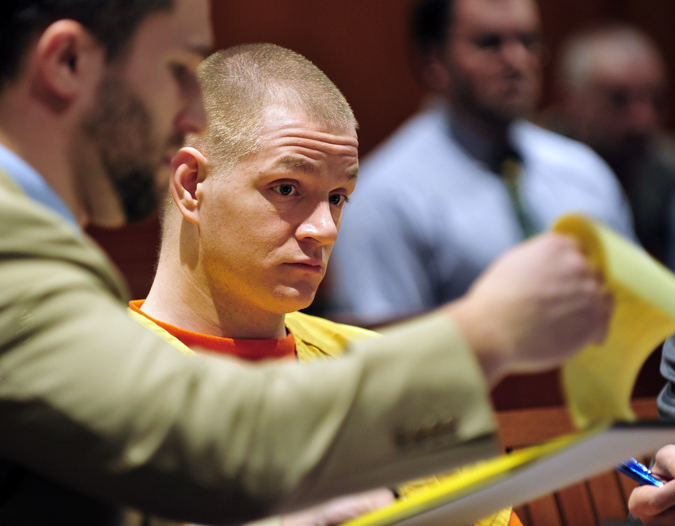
[618,458,664,487]
[627,444,675,525]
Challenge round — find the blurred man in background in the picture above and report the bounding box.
[329,0,633,326]
[547,23,675,267]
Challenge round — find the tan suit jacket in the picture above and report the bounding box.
[0,170,498,525]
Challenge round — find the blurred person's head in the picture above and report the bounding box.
[411,0,543,134]
[556,23,668,165]
[0,0,212,225]
[147,44,358,339]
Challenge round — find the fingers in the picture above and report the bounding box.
[544,233,595,280]
[281,489,395,526]
[356,488,396,512]
[451,231,614,381]
[317,489,395,526]
[589,288,613,344]
[544,232,612,346]
[629,446,675,523]
[515,233,597,290]
[653,445,675,480]
[629,483,675,524]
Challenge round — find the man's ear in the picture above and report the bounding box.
[421,48,452,92]
[32,20,105,110]
[171,147,209,225]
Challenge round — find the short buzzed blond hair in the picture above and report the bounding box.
[188,43,358,173]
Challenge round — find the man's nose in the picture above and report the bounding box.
[501,38,534,71]
[296,201,339,245]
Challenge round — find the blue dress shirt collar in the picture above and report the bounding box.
[445,106,522,173]
[0,142,78,226]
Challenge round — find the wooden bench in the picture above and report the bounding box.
[496,398,659,526]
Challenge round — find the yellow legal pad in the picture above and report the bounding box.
[554,215,675,428]
[342,214,675,526]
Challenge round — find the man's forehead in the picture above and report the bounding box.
[131,0,213,57]
[272,155,359,178]
[453,0,540,32]
[252,109,359,179]
[590,46,665,85]
[258,106,358,150]
[172,0,214,51]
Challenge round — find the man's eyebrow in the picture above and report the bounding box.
[347,166,359,180]
[191,45,215,60]
[273,156,318,172]
[272,156,360,181]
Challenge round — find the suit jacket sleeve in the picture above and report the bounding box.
[0,180,497,524]
[658,337,675,420]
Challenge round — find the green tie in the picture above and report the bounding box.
[501,157,538,239]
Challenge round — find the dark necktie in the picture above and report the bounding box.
[500,154,538,239]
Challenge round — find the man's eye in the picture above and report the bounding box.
[170,62,201,93]
[329,194,348,206]
[170,62,189,82]
[274,184,297,196]
[474,35,502,51]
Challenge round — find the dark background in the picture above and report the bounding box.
[88,0,675,406]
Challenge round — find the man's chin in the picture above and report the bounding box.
[86,215,126,229]
[498,100,535,121]
[488,88,537,120]
[83,197,128,229]
[113,172,159,223]
[273,287,318,314]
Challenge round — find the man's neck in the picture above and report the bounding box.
[447,106,514,170]
[143,264,288,340]
[449,103,511,146]
[0,89,85,225]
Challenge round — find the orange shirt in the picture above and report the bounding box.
[128,300,296,361]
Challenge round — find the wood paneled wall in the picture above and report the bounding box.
[210,0,675,156]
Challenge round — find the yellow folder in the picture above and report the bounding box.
[554,215,675,428]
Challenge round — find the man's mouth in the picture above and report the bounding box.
[285,260,325,273]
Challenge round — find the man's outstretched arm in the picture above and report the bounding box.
[0,195,611,525]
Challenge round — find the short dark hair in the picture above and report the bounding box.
[410,0,453,54]
[0,0,174,88]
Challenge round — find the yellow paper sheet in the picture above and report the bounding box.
[553,214,675,429]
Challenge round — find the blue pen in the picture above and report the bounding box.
[617,458,665,487]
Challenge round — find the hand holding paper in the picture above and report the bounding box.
[554,215,675,429]
[448,231,613,386]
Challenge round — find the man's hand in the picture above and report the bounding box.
[628,445,675,525]
[446,232,613,386]
[280,488,395,526]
